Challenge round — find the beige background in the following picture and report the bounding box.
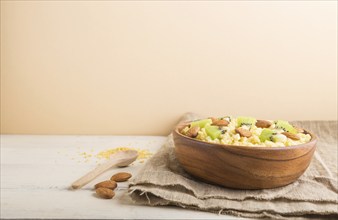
[1,1,337,135]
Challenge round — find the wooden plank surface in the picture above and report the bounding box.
[0,135,237,219]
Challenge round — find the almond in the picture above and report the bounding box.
[110,172,132,182]
[212,119,229,126]
[209,117,218,123]
[256,120,272,128]
[186,126,200,138]
[282,132,300,140]
[235,127,252,138]
[94,180,117,190]
[295,127,304,133]
[95,187,115,199]
[179,123,190,133]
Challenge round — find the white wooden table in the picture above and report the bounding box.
[1,135,238,219]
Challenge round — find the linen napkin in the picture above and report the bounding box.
[129,113,338,219]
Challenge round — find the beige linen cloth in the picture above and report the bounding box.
[129,113,338,219]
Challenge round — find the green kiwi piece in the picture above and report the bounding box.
[271,134,287,143]
[190,119,212,128]
[237,116,257,127]
[259,129,275,142]
[259,129,288,143]
[205,125,222,140]
[274,120,297,134]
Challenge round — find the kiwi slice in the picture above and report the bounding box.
[259,129,275,142]
[259,129,287,143]
[271,134,287,143]
[205,125,222,140]
[237,116,257,127]
[190,119,212,128]
[274,120,297,134]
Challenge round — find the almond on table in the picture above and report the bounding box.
[110,172,132,182]
[94,180,117,190]
[95,187,115,199]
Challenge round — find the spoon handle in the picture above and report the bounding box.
[71,158,121,189]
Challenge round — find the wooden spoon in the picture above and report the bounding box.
[71,150,138,189]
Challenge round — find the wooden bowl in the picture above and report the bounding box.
[173,123,317,189]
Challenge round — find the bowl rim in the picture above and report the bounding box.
[173,121,317,151]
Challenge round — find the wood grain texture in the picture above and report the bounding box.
[1,135,238,219]
[173,125,317,189]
